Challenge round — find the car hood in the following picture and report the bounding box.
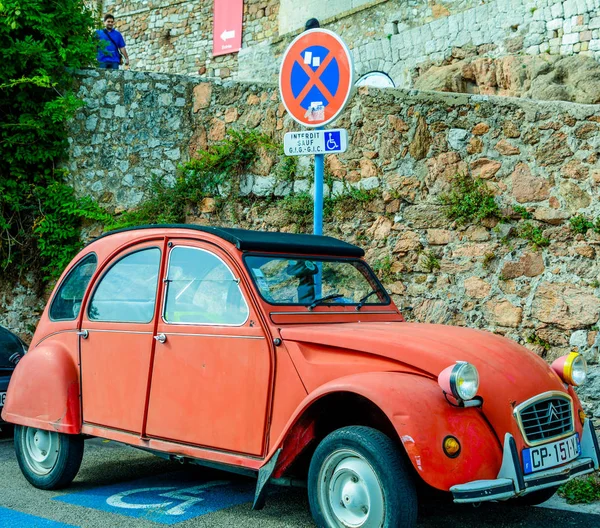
[280,322,566,403]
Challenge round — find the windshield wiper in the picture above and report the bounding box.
[308,293,344,310]
[356,290,379,311]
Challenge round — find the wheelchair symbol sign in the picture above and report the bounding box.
[283,128,348,156]
[325,131,341,152]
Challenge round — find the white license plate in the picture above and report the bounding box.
[0,392,5,407]
[522,433,580,474]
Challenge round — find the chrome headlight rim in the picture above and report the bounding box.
[449,361,480,401]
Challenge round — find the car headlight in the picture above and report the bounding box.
[438,361,480,401]
[551,352,587,386]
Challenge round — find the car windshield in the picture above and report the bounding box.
[245,255,389,307]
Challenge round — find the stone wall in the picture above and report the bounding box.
[3,69,600,417]
[99,0,600,91]
[101,0,279,78]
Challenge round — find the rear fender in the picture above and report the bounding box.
[270,372,503,491]
[1,344,81,434]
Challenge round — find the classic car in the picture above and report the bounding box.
[2,225,599,528]
[0,325,26,430]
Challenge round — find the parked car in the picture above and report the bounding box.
[0,325,26,430]
[3,225,599,528]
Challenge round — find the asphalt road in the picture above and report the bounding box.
[0,427,598,527]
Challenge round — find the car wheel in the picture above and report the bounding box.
[513,486,559,506]
[308,426,417,528]
[14,425,84,489]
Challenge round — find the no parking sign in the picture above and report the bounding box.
[279,29,354,128]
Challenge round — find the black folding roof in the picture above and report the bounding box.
[91,224,365,257]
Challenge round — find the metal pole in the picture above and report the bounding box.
[313,126,324,236]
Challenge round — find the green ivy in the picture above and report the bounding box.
[441,173,500,224]
[0,0,97,282]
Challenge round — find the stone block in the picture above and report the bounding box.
[562,32,580,45]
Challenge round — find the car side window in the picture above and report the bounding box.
[88,248,161,323]
[49,253,98,321]
[164,246,249,325]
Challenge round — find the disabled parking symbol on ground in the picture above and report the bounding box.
[54,471,255,525]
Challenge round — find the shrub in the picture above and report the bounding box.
[0,0,98,281]
[441,173,500,224]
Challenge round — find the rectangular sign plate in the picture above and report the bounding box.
[213,0,243,57]
[0,391,5,407]
[284,129,348,156]
[522,433,580,474]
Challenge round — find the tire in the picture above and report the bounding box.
[14,425,84,490]
[513,486,558,506]
[308,426,418,528]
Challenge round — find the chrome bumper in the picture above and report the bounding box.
[451,418,600,503]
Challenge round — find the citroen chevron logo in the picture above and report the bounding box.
[547,403,560,423]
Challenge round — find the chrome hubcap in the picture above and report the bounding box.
[22,427,60,475]
[318,449,385,527]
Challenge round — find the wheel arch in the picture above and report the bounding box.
[1,343,81,434]
[268,371,503,491]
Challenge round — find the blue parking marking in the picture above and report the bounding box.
[53,471,255,525]
[0,506,76,527]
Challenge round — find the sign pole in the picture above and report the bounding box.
[313,127,324,236]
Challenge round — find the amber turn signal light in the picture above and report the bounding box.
[443,436,461,458]
[579,409,586,426]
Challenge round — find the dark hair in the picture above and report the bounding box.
[104,14,114,21]
[305,18,320,30]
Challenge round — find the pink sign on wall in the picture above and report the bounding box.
[213,0,243,57]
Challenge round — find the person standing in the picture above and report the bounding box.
[96,14,130,69]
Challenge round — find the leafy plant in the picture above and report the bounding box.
[420,250,441,273]
[518,222,550,249]
[570,214,600,235]
[281,192,313,232]
[0,0,98,282]
[558,474,600,504]
[526,333,551,351]
[110,129,272,229]
[512,205,532,219]
[441,173,500,224]
[372,255,400,283]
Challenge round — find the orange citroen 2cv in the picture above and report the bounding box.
[3,225,599,528]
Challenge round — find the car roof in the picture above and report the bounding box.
[90,224,365,257]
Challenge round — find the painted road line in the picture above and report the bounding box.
[54,471,254,525]
[0,506,77,527]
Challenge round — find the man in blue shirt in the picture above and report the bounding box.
[96,14,130,70]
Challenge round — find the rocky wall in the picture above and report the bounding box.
[100,0,600,94]
[3,69,600,418]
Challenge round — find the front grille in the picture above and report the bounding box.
[517,395,573,445]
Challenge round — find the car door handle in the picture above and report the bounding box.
[154,333,167,344]
[77,330,89,339]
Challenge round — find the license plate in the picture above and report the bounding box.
[522,433,580,474]
[0,392,5,407]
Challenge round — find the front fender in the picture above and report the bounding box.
[1,344,81,434]
[271,372,503,491]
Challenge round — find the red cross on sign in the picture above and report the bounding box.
[279,29,354,127]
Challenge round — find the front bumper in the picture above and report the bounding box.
[451,418,600,503]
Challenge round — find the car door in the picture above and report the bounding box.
[80,241,163,434]
[145,240,273,456]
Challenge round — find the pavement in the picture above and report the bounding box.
[0,427,599,527]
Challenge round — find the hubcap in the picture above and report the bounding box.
[318,449,385,528]
[22,427,60,476]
